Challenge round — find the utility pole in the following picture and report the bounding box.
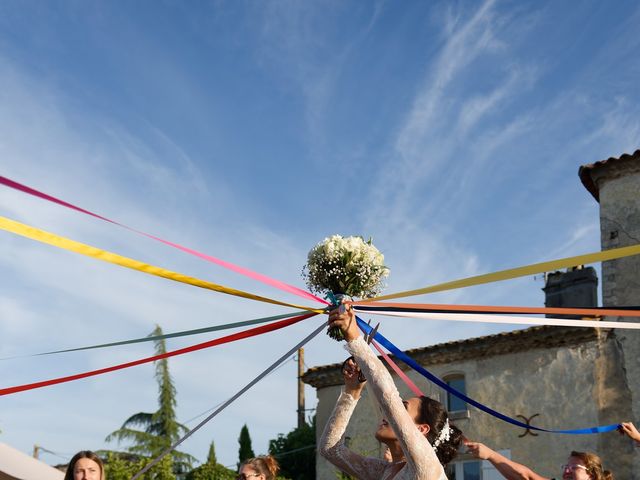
[32,444,56,460]
[297,348,305,428]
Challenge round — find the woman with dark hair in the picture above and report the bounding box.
[237,455,280,480]
[465,441,613,480]
[64,451,104,480]
[320,303,463,479]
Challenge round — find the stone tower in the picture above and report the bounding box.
[579,149,640,477]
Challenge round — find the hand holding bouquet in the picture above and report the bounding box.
[303,235,389,340]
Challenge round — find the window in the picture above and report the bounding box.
[446,460,481,479]
[445,375,467,412]
[447,450,511,480]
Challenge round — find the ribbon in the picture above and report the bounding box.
[0,312,317,396]
[0,311,308,360]
[131,321,327,480]
[353,308,640,330]
[0,216,322,313]
[367,244,640,301]
[353,301,640,318]
[370,340,424,397]
[356,317,619,434]
[0,176,327,305]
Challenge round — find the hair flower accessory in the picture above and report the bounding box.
[303,235,389,340]
[432,419,451,451]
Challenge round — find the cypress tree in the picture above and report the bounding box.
[105,325,195,474]
[206,441,217,465]
[237,424,255,468]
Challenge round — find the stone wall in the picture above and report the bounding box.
[587,155,640,476]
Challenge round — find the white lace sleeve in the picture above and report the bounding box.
[319,391,389,479]
[345,337,446,480]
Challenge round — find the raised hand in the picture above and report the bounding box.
[464,440,494,460]
[619,422,640,444]
[342,356,366,400]
[328,300,360,342]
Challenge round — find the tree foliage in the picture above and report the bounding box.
[206,441,217,465]
[184,440,236,480]
[105,325,195,474]
[268,416,316,480]
[237,424,255,467]
[185,462,236,480]
[103,452,175,480]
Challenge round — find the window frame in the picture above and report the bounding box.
[443,372,468,415]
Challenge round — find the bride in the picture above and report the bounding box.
[320,303,463,479]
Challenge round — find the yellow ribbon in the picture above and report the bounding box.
[0,216,323,313]
[367,243,640,301]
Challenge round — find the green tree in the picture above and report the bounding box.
[206,441,217,464]
[103,452,175,480]
[185,462,236,480]
[237,424,255,468]
[185,441,235,480]
[105,325,195,475]
[268,416,316,480]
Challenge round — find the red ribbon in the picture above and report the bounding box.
[0,312,317,396]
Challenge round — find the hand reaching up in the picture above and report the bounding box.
[619,422,640,445]
[342,356,366,400]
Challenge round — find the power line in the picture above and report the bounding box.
[182,356,297,425]
[223,443,316,469]
[272,444,315,458]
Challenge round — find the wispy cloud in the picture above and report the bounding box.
[393,0,501,164]
[457,65,536,134]
[0,51,323,465]
[1,0,639,469]
[252,1,386,161]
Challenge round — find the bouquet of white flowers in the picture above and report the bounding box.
[303,235,389,340]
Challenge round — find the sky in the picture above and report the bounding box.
[1,0,639,471]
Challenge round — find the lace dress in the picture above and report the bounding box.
[320,336,447,480]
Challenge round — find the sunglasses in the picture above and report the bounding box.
[561,464,588,473]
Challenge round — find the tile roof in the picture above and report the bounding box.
[302,324,600,388]
[579,149,640,201]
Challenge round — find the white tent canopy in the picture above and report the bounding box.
[0,443,64,480]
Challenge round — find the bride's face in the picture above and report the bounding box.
[374,397,424,442]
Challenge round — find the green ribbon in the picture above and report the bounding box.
[1,311,307,359]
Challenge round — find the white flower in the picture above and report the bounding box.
[303,235,389,299]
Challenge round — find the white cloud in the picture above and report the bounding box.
[1,0,639,470]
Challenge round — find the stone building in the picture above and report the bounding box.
[579,149,640,476]
[303,150,640,480]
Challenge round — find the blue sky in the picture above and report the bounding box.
[1,0,639,471]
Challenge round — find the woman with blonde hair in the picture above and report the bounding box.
[237,455,280,480]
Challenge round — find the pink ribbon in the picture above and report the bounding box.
[0,176,327,304]
[371,339,424,397]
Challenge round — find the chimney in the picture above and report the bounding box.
[542,266,598,318]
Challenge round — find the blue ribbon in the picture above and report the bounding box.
[325,292,339,309]
[356,316,620,435]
